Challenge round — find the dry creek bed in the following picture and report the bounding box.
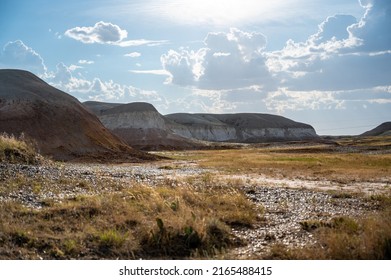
[0,162,388,258]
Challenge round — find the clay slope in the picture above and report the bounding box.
[0,69,152,161]
[83,101,201,150]
[165,113,318,142]
[361,122,391,136]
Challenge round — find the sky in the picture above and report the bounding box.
[0,0,390,135]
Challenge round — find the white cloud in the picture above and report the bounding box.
[161,48,206,86]
[266,0,391,91]
[312,14,358,44]
[65,21,127,44]
[0,40,47,74]
[213,52,231,57]
[47,63,165,104]
[265,88,345,114]
[349,0,391,52]
[129,69,171,76]
[69,64,83,71]
[158,0,390,119]
[124,52,141,58]
[117,39,168,47]
[65,21,168,47]
[161,28,273,90]
[78,59,94,64]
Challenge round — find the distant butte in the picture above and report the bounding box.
[84,101,319,150]
[84,101,202,150]
[361,122,391,136]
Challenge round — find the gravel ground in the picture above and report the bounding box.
[228,185,379,258]
[0,161,385,258]
[0,161,205,208]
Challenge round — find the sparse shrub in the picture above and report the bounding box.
[291,210,391,259]
[158,165,174,170]
[49,247,65,259]
[267,244,297,260]
[300,217,359,234]
[63,239,79,256]
[10,230,31,246]
[0,133,42,164]
[300,220,329,231]
[97,229,127,253]
[204,219,232,248]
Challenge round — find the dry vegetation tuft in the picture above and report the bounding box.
[0,133,43,164]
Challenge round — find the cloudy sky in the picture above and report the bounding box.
[1,0,390,135]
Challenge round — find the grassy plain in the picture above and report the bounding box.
[165,137,391,183]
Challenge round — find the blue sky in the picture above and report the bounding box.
[1,0,390,135]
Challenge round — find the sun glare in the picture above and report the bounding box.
[154,0,295,26]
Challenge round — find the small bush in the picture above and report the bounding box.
[97,230,127,253]
[0,133,42,164]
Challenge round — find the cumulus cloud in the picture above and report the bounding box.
[78,59,94,64]
[47,62,164,104]
[349,0,391,52]
[158,0,390,120]
[266,0,391,92]
[265,88,345,114]
[161,28,273,90]
[65,21,167,47]
[65,21,127,44]
[68,64,83,71]
[161,48,206,86]
[312,14,358,44]
[124,52,141,58]
[0,40,47,74]
[129,69,170,76]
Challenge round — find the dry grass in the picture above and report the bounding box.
[266,192,391,260]
[1,136,390,259]
[0,133,42,164]
[0,176,258,259]
[165,144,390,182]
[156,138,391,259]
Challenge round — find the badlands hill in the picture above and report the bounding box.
[165,113,318,142]
[361,122,391,136]
[84,101,318,149]
[0,69,151,161]
[84,101,201,150]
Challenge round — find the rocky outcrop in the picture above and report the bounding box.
[165,113,318,142]
[0,69,152,161]
[361,122,391,136]
[84,102,200,150]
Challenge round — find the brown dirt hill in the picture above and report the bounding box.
[83,101,203,150]
[0,69,153,161]
[361,122,391,136]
